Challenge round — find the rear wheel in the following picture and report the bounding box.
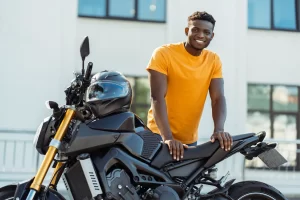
[228,181,287,200]
[0,186,16,200]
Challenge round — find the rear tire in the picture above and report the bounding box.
[0,186,16,200]
[228,181,287,200]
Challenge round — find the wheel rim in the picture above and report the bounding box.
[238,192,276,200]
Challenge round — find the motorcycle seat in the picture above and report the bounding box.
[232,133,255,141]
[151,141,219,168]
[151,133,256,168]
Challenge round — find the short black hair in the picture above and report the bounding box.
[188,11,216,26]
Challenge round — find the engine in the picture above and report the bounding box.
[106,169,140,200]
[106,169,180,200]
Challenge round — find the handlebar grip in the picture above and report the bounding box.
[84,62,93,81]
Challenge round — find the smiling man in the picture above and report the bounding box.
[146,11,233,161]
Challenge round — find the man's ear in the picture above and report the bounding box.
[185,27,189,36]
[210,32,215,40]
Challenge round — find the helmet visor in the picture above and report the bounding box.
[86,81,129,102]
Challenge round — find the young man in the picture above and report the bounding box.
[146,11,233,161]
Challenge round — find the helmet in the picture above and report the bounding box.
[85,70,132,117]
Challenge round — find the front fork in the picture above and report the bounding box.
[26,109,75,200]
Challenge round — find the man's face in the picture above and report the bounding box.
[185,20,214,50]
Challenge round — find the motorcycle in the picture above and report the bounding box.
[0,36,289,200]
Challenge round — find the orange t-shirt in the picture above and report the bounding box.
[146,42,223,144]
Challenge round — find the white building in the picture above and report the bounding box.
[0,0,299,198]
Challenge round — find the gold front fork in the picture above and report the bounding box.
[30,108,75,192]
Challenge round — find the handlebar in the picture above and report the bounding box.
[84,62,93,81]
[65,61,93,106]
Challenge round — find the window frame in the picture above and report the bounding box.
[247,83,300,171]
[248,0,300,32]
[78,0,167,23]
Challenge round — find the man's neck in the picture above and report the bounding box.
[184,42,202,56]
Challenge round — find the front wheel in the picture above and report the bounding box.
[0,185,16,200]
[228,181,287,200]
[0,184,66,200]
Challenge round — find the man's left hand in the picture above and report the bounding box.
[210,131,233,151]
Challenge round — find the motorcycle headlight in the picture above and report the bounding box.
[33,116,53,155]
[33,120,44,147]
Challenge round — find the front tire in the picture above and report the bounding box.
[0,185,66,200]
[228,181,287,200]
[0,185,16,200]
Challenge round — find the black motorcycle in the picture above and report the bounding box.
[0,37,288,200]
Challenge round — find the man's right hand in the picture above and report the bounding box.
[148,70,189,161]
[164,139,189,161]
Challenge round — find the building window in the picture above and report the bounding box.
[137,0,166,22]
[78,0,166,23]
[248,0,300,31]
[248,0,271,29]
[246,84,300,171]
[109,0,135,18]
[126,76,151,124]
[78,0,106,17]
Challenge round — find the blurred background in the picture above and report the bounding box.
[0,0,300,199]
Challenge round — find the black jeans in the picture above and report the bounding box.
[187,141,197,147]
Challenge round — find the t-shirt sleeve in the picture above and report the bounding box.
[146,47,169,75]
[212,53,223,79]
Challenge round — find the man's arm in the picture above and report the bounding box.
[209,78,226,131]
[148,69,172,140]
[209,78,232,151]
[148,69,188,160]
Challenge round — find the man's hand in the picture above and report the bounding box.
[210,131,233,151]
[164,139,189,161]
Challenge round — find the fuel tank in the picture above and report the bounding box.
[87,111,147,132]
[64,112,151,157]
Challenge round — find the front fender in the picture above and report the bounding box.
[0,183,17,193]
[1,178,66,200]
[0,184,17,193]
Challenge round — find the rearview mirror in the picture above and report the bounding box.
[80,36,90,61]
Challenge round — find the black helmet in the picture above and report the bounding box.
[85,70,132,117]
